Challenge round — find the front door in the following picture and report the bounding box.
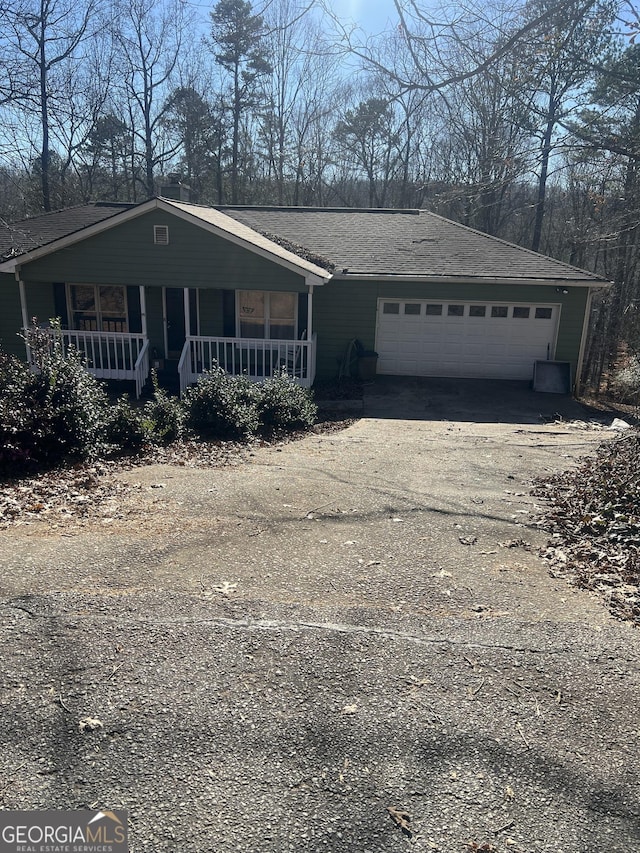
[165,288,186,358]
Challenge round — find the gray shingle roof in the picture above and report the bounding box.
[0,200,606,284]
[0,203,132,262]
[218,206,604,282]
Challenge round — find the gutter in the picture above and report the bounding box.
[330,273,612,288]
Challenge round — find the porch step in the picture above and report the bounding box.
[153,361,181,396]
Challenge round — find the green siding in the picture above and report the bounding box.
[19,210,307,293]
[313,279,590,381]
[0,273,24,358]
[25,281,56,328]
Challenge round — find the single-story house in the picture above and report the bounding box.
[0,194,609,396]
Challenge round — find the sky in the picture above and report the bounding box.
[326,0,399,34]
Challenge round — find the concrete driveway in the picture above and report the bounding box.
[1,379,639,852]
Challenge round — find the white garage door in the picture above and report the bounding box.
[375,299,560,380]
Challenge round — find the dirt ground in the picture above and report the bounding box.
[1,378,639,853]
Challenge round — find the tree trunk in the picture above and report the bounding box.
[532,91,557,254]
[38,10,50,212]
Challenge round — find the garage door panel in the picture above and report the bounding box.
[376,300,558,380]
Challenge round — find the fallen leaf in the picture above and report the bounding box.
[387,806,412,836]
[211,581,237,596]
[79,716,103,732]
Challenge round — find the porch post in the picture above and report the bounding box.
[18,276,29,329]
[183,287,191,338]
[306,281,313,337]
[139,285,147,337]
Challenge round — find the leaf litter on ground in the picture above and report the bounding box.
[533,430,640,626]
[0,420,355,529]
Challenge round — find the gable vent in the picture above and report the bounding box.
[154,225,169,245]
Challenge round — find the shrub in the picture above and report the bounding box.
[183,365,260,439]
[0,327,110,475]
[0,350,38,474]
[143,371,185,443]
[105,396,150,451]
[257,371,318,433]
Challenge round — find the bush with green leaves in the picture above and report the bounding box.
[257,370,318,434]
[183,366,260,439]
[0,349,37,473]
[105,395,149,451]
[0,326,110,475]
[142,371,185,443]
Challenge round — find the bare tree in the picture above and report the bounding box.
[258,0,319,205]
[115,0,192,198]
[328,0,607,96]
[516,0,616,252]
[6,0,104,210]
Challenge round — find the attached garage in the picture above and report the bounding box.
[375,298,560,380]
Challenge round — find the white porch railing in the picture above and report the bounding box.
[178,334,317,396]
[26,329,150,398]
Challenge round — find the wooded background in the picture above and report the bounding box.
[2,0,640,394]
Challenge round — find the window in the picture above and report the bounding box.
[425,304,443,316]
[68,284,127,332]
[404,303,421,315]
[491,306,508,318]
[469,305,486,317]
[535,307,553,319]
[447,304,464,316]
[238,291,296,340]
[513,306,531,318]
[383,302,400,314]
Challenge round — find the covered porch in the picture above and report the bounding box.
[178,333,317,395]
[174,283,318,395]
[25,327,150,399]
[18,278,319,398]
[19,281,151,398]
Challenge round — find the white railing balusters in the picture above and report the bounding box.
[27,328,150,395]
[177,335,317,395]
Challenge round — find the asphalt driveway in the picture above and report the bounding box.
[1,378,639,852]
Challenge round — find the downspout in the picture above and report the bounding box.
[16,271,31,363]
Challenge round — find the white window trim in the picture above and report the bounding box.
[66,283,129,332]
[236,290,298,340]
